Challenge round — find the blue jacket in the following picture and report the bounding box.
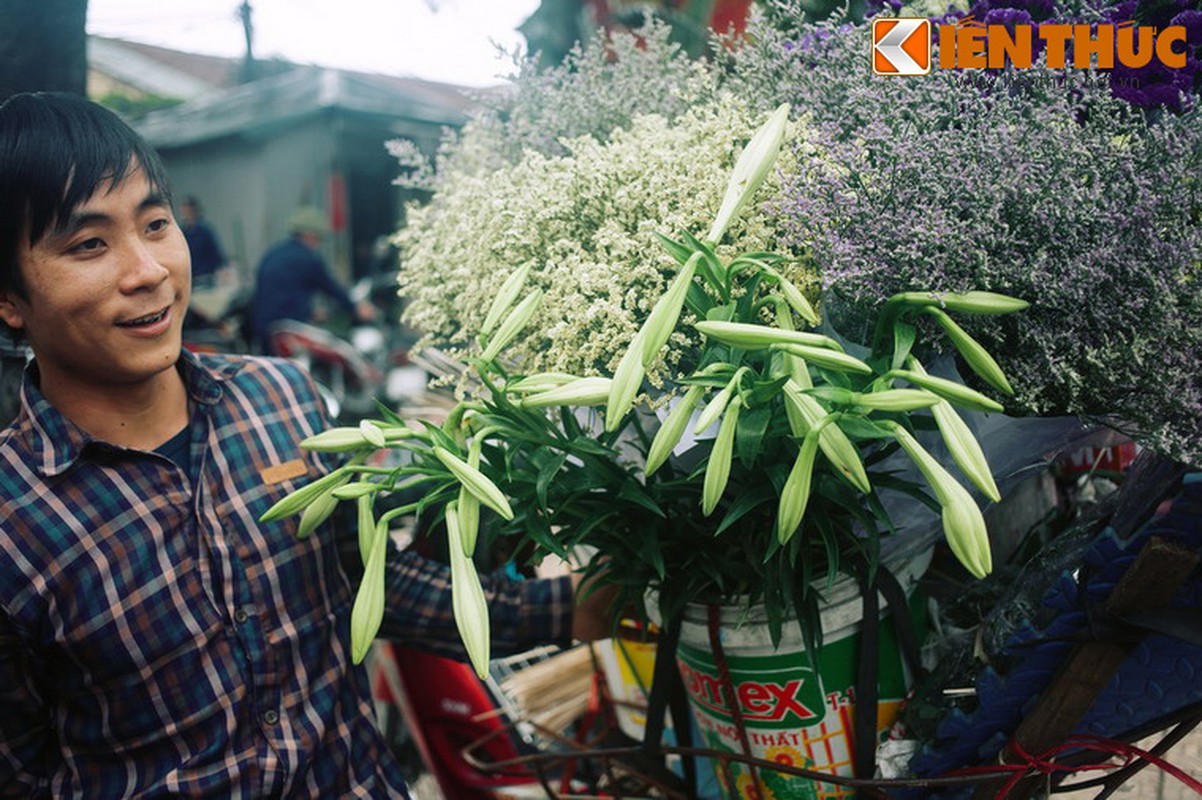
[250,237,356,353]
[183,219,225,283]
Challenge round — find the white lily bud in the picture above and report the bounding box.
[930,400,1001,503]
[605,333,646,432]
[776,275,821,326]
[521,377,613,408]
[447,505,491,678]
[924,307,1014,396]
[356,494,375,566]
[694,369,747,435]
[774,303,814,389]
[458,439,483,556]
[480,289,543,362]
[777,424,822,545]
[783,381,870,493]
[300,427,371,452]
[706,103,790,244]
[640,256,699,366]
[898,358,1004,413]
[896,290,1029,315]
[296,477,350,539]
[259,468,343,522]
[506,372,582,394]
[702,396,742,516]
[695,320,842,352]
[851,389,940,411]
[359,419,387,448]
[350,517,389,665]
[906,359,1001,503]
[888,423,992,579]
[480,264,531,337]
[434,446,514,521]
[646,385,706,476]
[772,343,873,375]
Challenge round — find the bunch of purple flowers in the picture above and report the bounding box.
[725,10,1202,464]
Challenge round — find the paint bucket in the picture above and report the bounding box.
[674,543,932,800]
[595,621,662,741]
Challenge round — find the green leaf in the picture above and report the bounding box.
[521,514,572,560]
[654,232,694,265]
[732,250,788,266]
[813,514,842,587]
[765,598,783,648]
[836,416,897,441]
[869,472,941,514]
[891,321,917,372]
[617,480,666,518]
[557,405,584,438]
[746,374,789,406]
[684,281,713,319]
[791,582,824,671]
[732,272,765,319]
[681,230,726,291]
[734,404,772,466]
[373,400,406,425]
[705,304,737,322]
[419,421,459,453]
[535,451,569,509]
[806,386,857,405]
[815,367,853,389]
[713,484,775,535]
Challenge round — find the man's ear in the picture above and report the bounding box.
[0,290,26,332]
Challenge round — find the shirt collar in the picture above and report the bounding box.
[19,349,243,477]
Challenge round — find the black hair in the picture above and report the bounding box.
[0,92,174,300]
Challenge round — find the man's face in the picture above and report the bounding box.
[0,165,191,405]
[298,231,324,251]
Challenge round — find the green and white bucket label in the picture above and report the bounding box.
[676,620,910,800]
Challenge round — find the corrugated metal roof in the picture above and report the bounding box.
[132,65,475,148]
[90,37,223,99]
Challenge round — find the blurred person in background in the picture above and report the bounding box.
[249,207,376,355]
[178,195,227,289]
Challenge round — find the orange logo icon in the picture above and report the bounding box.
[872,18,932,75]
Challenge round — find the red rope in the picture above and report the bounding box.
[945,733,1202,799]
[708,604,761,793]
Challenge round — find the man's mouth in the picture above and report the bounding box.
[117,307,169,328]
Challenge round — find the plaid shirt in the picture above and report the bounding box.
[0,351,573,798]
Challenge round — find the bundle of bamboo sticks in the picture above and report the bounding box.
[496,644,596,735]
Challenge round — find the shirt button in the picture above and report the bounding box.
[234,608,250,624]
[262,710,279,725]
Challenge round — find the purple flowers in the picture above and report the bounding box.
[726,12,1202,464]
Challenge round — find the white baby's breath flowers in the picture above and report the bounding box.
[396,95,819,385]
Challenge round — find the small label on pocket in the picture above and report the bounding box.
[259,459,309,485]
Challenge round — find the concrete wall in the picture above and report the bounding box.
[158,116,343,290]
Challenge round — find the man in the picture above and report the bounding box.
[178,195,227,288]
[250,206,376,355]
[0,92,609,798]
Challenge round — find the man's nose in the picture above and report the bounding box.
[119,238,171,292]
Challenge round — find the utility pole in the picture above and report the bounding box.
[237,1,257,83]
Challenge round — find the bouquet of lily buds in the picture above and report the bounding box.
[261,104,1029,678]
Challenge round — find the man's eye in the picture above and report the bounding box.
[70,237,105,254]
[147,218,172,233]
